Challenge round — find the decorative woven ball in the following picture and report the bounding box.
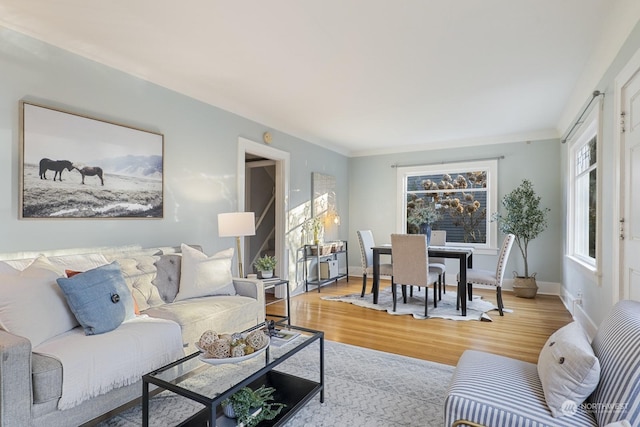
[198,330,218,349]
[206,339,231,359]
[245,330,269,350]
[231,344,246,358]
[218,333,232,342]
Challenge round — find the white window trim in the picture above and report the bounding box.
[396,159,498,252]
[566,100,602,280]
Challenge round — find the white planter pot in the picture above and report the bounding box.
[260,270,273,279]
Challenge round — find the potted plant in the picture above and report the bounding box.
[303,217,323,244]
[492,179,550,298]
[254,254,277,279]
[407,196,442,244]
[222,385,286,427]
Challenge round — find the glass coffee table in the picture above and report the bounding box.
[142,323,324,427]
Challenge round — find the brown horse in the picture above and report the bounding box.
[75,166,104,186]
[39,158,74,181]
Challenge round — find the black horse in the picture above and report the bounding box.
[39,158,74,181]
[76,166,104,186]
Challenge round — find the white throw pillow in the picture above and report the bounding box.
[0,256,79,346]
[537,321,601,417]
[174,244,236,301]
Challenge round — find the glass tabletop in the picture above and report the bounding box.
[144,322,323,406]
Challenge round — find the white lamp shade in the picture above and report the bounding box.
[218,212,256,237]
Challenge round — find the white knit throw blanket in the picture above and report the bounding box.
[33,316,184,410]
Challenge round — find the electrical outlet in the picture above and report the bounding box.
[575,290,583,306]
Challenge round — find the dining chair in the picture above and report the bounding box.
[357,230,393,297]
[390,234,440,316]
[428,230,447,299]
[457,233,515,316]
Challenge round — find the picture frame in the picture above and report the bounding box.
[19,101,164,219]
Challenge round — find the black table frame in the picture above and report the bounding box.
[372,245,473,316]
[142,323,324,427]
[264,278,291,326]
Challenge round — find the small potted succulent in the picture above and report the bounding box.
[222,385,286,427]
[254,254,277,279]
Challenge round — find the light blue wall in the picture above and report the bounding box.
[0,27,349,262]
[348,139,562,283]
[561,20,640,328]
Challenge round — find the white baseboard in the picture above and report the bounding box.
[560,288,598,340]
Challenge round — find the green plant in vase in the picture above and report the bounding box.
[254,254,277,279]
[222,385,286,427]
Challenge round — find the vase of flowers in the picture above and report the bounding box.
[407,198,442,245]
[304,217,323,244]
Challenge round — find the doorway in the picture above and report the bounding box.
[237,138,290,291]
[616,48,640,303]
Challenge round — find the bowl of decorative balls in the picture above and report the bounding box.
[196,329,270,365]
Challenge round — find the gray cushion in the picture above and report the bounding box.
[152,254,181,303]
[31,353,62,404]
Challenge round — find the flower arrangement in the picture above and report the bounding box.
[407,196,442,228]
[254,254,277,272]
[303,217,323,243]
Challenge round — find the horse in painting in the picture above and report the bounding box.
[76,166,104,186]
[39,158,74,181]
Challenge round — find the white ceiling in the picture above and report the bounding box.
[1,1,639,156]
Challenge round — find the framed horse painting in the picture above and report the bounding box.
[19,101,164,219]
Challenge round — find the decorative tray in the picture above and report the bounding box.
[195,341,269,365]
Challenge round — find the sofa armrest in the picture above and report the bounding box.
[0,330,32,427]
[233,278,266,321]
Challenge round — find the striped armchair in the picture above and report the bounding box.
[444,300,640,426]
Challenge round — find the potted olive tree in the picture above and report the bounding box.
[492,179,550,298]
[254,254,277,279]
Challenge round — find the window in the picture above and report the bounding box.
[568,104,600,270]
[396,160,498,250]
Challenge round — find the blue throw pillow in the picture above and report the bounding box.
[56,262,134,335]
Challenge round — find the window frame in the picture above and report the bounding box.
[396,159,498,252]
[566,101,602,277]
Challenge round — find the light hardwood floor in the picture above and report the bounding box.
[266,277,573,366]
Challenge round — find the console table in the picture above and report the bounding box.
[301,241,348,292]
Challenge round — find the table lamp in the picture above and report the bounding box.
[218,212,256,278]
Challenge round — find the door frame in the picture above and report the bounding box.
[237,137,290,282]
[614,47,640,303]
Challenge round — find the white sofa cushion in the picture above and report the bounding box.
[175,244,236,301]
[537,321,600,417]
[0,257,79,347]
[33,316,184,410]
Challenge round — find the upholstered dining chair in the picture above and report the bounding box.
[457,233,515,316]
[357,230,393,297]
[428,230,447,299]
[390,234,440,317]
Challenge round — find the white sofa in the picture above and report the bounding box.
[0,244,266,427]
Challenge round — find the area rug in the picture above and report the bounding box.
[97,340,454,427]
[322,286,511,321]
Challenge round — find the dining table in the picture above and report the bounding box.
[372,244,474,316]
